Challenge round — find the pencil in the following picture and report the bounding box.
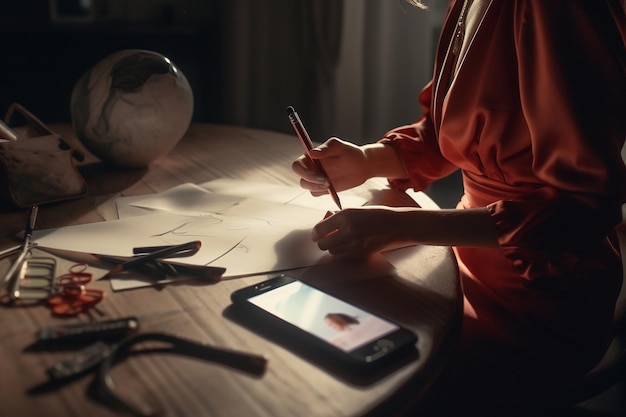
[286,106,342,210]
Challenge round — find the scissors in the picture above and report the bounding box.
[46,264,104,316]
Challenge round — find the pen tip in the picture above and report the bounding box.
[286,106,295,115]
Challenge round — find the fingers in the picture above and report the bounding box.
[308,137,344,160]
[291,138,342,178]
[311,208,395,260]
[312,212,358,256]
[292,158,324,181]
[300,179,330,196]
[316,231,367,260]
[292,155,329,195]
[312,213,340,241]
[292,137,349,196]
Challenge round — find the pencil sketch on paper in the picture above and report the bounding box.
[31,212,251,268]
[151,214,226,238]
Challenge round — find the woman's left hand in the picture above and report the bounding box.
[312,206,413,260]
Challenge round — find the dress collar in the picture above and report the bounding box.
[432,0,494,128]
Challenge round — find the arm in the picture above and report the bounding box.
[477,1,626,280]
[379,81,459,192]
[498,1,626,246]
[360,142,408,180]
[293,81,458,196]
[312,206,499,259]
[291,139,408,196]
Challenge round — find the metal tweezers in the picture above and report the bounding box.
[1,206,38,300]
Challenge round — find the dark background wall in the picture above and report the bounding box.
[0,0,222,124]
[0,0,461,206]
[0,1,445,138]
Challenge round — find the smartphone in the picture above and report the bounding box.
[230,274,417,369]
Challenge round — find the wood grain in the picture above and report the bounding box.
[0,124,460,417]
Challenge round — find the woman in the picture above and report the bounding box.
[292,0,626,413]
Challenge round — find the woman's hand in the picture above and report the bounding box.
[311,206,414,260]
[311,205,500,260]
[291,137,372,196]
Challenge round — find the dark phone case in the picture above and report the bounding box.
[228,275,419,386]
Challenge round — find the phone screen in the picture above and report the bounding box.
[248,279,400,353]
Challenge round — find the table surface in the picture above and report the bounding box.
[0,123,461,417]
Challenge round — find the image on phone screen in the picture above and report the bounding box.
[247,279,401,353]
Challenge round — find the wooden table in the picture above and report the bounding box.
[0,124,460,417]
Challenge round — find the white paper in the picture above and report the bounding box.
[214,224,329,278]
[199,178,368,211]
[32,211,251,266]
[129,183,242,217]
[33,179,418,291]
[115,195,156,218]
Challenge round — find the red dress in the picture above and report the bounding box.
[381,0,626,409]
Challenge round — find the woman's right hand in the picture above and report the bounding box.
[291,137,371,196]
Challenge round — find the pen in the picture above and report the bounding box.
[286,106,342,210]
[103,240,201,277]
[132,244,199,255]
